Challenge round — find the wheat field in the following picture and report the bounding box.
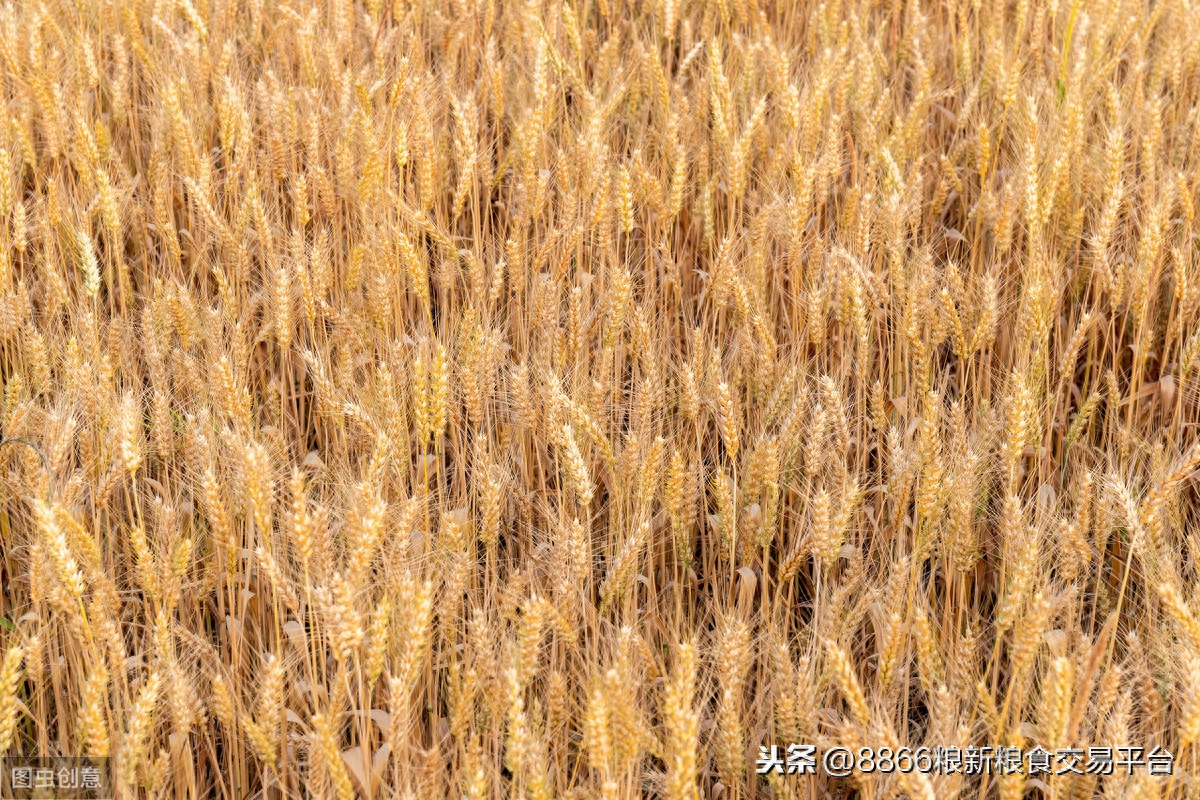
[0,0,1199,797]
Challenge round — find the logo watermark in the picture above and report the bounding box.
[0,757,111,800]
[756,744,1176,778]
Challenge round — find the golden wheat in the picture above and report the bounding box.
[0,0,1199,797]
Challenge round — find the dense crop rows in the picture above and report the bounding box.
[1,0,1200,796]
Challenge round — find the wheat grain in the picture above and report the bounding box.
[0,0,1197,796]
